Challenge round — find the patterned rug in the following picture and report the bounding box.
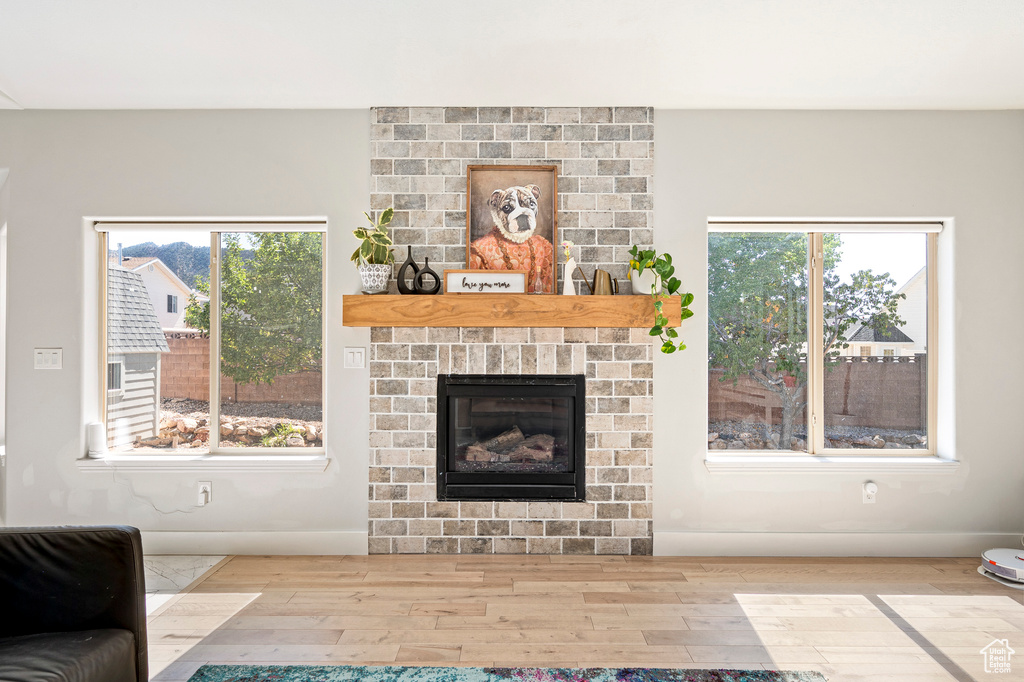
[186,665,827,682]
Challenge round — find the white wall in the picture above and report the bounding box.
[0,111,371,552]
[654,110,1024,555]
[1,169,9,525]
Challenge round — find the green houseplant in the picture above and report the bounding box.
[351,208,395,294]
[628,245,695,354]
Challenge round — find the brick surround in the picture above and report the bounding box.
[368,326,654,555]
[367,106,656,555]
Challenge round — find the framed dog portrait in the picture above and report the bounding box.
[466,164,558,294]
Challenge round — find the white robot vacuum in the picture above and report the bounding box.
[981,548,1024,584]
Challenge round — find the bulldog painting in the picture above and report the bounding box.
[466,165,557,294]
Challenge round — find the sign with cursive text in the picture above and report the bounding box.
[444,269,528,294]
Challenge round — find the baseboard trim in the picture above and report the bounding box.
[654,531,1021,557]
[141,530,369,555]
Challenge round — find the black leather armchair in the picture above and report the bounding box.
[0,526,148,682]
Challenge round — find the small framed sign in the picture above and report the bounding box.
[444,269,527,294]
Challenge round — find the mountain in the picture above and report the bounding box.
[121,242,210,288]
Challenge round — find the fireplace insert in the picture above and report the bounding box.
[436,374,585,501]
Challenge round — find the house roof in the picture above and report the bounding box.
[119,256,158,271]
[849,320,914,344]
[107,265,170,354]
[115,255,207,301]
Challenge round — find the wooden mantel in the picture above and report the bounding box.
[342,294,681,328]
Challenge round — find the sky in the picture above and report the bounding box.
[831,233,926,290]
[108,229,211,249]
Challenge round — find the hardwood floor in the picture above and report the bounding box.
[147,555,1022,682]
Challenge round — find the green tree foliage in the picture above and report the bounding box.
[708,233,904,448]
[186,233,322,385]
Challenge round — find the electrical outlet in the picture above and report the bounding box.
[863,481,878,504]
[197,481,212,506]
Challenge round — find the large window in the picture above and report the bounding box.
[99,223,325,454]
[708,223,938,455]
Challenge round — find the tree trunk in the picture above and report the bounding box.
[778,386,804,451]
[779,396,795,450]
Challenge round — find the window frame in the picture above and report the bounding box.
[167,293,178,314]
[708,221,939,458]
[106,360,124,396]
[97,219,328,456]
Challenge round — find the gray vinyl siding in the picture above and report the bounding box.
[106,351,161,447]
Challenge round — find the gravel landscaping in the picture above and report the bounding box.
[118,398,324,451]
[708,420,926,451]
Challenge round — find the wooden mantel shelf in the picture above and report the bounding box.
[342,294,681,328]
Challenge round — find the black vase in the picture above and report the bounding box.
[413,258,441,295]
[396,246,420,295]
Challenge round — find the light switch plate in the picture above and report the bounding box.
[34,348,63,370]
[344,346,366,369]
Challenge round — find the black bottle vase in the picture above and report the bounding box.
[396,246,420,295]
[413,257,441,295]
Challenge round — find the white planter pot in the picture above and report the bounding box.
[358,263,391,294]
[629,268,661,295]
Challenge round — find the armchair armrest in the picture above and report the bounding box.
[0,525,148,681]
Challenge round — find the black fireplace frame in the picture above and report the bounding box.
[436,374,586,501]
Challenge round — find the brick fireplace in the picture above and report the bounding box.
[368,326,654,555]
[366,106,655,555]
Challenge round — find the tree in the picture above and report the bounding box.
[186,232,322,385]
[708,233,904,449]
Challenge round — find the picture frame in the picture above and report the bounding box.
[466,164,558,294]
[444,269,527,294]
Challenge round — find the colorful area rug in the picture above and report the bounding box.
[187,665,827,682]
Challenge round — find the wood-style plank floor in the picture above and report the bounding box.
[147,555,1023,682]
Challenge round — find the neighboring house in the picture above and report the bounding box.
[841,266,926,357]
[106,265,170,448]
[119,256,207,330]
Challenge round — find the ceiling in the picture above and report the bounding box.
[1,0,1023,110]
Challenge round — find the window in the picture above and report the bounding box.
[107,362,123,393]
[708,223,937,455]
[98,222,325,454]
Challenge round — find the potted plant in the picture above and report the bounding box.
[628,246,661,296]
[628,245,695,354]
[351,208,395,294]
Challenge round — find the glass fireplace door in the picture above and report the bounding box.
[436,374,585,501]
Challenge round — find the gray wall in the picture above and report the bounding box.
[1,109,1022,555]
[654,110,1024,553]
[0,111,371,548]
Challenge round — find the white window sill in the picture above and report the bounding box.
[77,453,330,473]
[704,453,959,474]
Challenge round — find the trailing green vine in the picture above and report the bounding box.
[629,245,695,354]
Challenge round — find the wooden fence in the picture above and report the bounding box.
[709,355,926,430]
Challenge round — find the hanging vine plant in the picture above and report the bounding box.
[629,245,695,354]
